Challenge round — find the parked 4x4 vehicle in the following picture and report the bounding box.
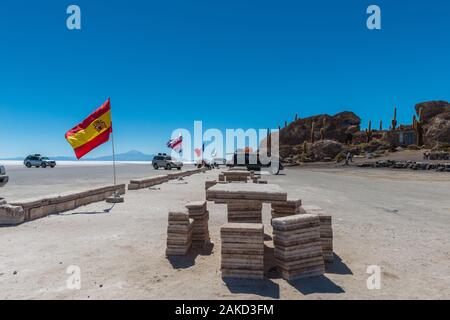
[24,154,56,168]
[227,151,283,175]
[152,153,183,170]
[0,164,8,187]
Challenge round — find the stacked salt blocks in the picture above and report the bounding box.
[185,201,210,248]
[205,180,217,190]
[166,211,193,256]
[223,171,251,182]
[227,200,263,223]
[220,223,265,279]
[271,197,302,220]
[272,214,325,280]
[300,205,333,263]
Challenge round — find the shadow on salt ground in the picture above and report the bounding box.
[325,253,353,275]
[264,245,345,295]
[223,278,280,299]
[58,203,119,216]
[58,211,110,216]
[287,275,345,295]
[167,242,215,269]
[264,233,273,241]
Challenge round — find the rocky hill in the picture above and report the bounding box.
[415,100,450,146]
[265,100,450,164]
[279,111,361,146]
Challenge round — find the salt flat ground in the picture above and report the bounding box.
[1,161,193,201]
[0,164,449,299]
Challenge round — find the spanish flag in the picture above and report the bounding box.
[65,98,112,159]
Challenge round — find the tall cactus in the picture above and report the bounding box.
[391,106,397,131]
[295,113,298,121]
[365,120,373,143]
[413,108,424,146]
[310,121,316,143]
[379,120,383,131]
[303,140,308,154]
[285,120,287,128]
[320,118,327,140]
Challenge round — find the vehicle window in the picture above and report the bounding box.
[42,157,49,160]
[165,156,172,160]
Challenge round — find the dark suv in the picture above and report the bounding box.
[227,151,283,175]
[0,164,8,186]
[24,154,56,168]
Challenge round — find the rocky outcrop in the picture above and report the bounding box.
[268,101,449,164]
[279,112,361,146]
[415,100,450,146]
[415,101,450,123]
[424,111,450,145]
[308,140,346,161]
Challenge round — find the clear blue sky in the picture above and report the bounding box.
[0,0,449,158]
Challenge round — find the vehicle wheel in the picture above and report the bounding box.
[165,164,171,170]
[41,163,47,168]
[177,167,181,170]
[50,165,55,168]
[271,165,280,175]
[153,163,158,170]
[25,162,31,168]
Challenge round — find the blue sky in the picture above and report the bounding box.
[0,0,449,158]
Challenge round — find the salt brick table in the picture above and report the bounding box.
[206,183,287,223]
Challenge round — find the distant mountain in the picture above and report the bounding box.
[89,150,154,161]
[0,150,154,162]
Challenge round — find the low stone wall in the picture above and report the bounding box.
[128,175,169,190]
[9,184,125,222]
[0,204,25,226]
[128,168,208,190]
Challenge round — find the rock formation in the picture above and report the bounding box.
[415,101,450,146]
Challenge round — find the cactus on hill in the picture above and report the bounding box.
[365,120,373,143]
[310,121,316,143]
[391,106,397,131]
[320,118,327,140]
[413,107,424,146]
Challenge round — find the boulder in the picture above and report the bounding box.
[309,140,345,161]
[279,112,361,146]
[0,204,25,226]
[415,101,450,123]
[424,111,450,145]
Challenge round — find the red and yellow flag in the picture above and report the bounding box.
[65,98,112,159]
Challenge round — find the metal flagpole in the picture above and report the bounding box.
[110,97,117,186]
[111,130,117,186]
[105,98,123,205]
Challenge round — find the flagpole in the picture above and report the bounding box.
[111,130,117,186]
[105,98,123,204]
[109,97,117,187]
